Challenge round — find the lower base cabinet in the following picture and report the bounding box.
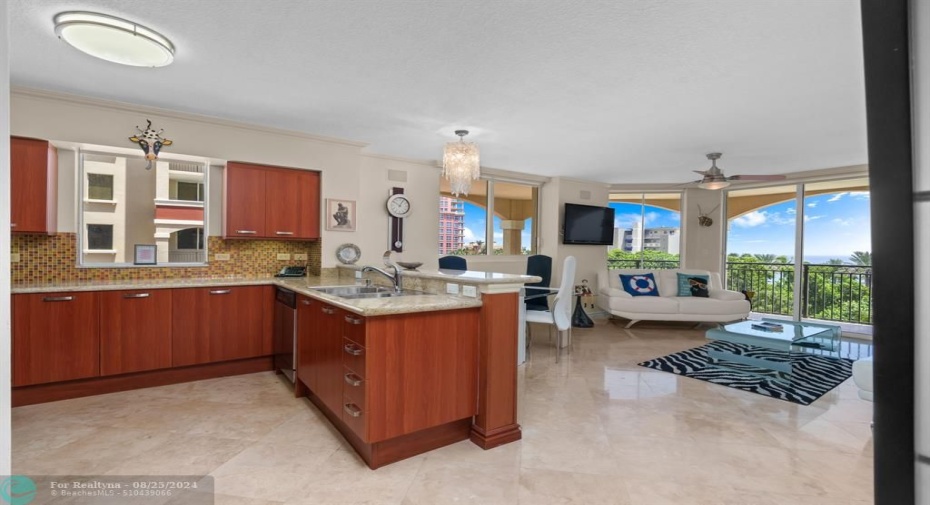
[299,305,481,449]
[12,292,100,386]
[172,286,266,366]
[100,290,172,375]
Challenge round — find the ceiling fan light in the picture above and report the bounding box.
[698,180,731,190]
[54,11,175,67]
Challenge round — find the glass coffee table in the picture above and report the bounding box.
[705,319,842,381]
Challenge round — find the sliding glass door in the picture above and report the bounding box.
[725,177,872,335]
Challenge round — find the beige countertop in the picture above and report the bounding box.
[337,264,541,285]
[11,276,484,317]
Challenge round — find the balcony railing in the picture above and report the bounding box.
[607,259,680,270]
[169,250,206,263]
[725,262,872,325]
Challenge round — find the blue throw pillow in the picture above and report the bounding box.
[620,273,659,297]
[677,273,710,297]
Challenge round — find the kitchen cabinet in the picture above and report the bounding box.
[172,286,266,366]
[12,292,99,386]
[10,136,57,234]
[224,162,267,238]
[99,290,173,375]
[298,300,344,415]
[224,162,320,240]
[298,304,480,447]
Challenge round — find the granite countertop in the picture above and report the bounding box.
[337,265,542,284]
[11,276,483,316]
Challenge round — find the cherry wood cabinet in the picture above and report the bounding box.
[224,162,320,240]
[297,300,345,415]
[12,292,99,386]
[224,162,267,238]
[10,136,57,234]
[298,304,481,447]
[172,286,266,366]
[100,290,172,375]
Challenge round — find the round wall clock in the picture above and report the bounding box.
[386,193,412,218]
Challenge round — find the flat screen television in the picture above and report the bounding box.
[562,203,615,245]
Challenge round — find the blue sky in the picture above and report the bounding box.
[727,191,871,260]
[461,202,532,248]
[608,191,871,261]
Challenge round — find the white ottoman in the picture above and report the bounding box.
[852,356,873,401]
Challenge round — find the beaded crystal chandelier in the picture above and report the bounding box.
[442,130,480,196]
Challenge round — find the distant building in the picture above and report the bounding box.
[438,196,465,254]
[612,223,680,254]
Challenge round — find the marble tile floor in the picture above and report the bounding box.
[12,320,874,504]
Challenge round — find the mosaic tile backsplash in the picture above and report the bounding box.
[11,233,321,284]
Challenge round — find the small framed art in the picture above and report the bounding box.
[134,244,157,265]
[325,199,357,232]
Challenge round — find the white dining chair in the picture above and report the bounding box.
[525,255,576,363]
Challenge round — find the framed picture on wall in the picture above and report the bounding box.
[134,244,157,265]
[325,199,357,232]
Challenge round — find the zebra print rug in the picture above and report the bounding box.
[638,341,854,405]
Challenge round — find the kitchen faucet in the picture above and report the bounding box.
[361,251,402,292]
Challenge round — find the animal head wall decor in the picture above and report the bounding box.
[697,204,720,227]
[128,119,173,169]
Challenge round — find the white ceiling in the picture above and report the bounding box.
[9,0,867,184]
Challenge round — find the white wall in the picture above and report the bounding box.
[10,90,442,269]
[355,155,441,266]
[538,177,611,290]
[1,0,11,476]
[680,188,726,272]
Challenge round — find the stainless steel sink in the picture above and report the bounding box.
[310,285,433,299]
[311,285,394,297]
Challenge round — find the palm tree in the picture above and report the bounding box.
[849,251,872,266]
[826,258,845,265]
[753,253,776,263]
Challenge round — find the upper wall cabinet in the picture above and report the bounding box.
[11,137,57,234]
[224,162,320,240]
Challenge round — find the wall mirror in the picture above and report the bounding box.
[78,147,210,267]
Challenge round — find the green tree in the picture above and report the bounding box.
[753,254,776,263]
[849,251,872,266]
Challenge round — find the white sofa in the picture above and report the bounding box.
[596,268,750,328]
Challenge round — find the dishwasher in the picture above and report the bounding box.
[273,287,297,382]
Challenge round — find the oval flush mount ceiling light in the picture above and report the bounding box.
[54,11,175,67]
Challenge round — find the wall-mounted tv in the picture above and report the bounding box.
[562,203,615,245]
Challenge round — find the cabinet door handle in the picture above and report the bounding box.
[10,223,16,228]
[235,230,257,235]
[343,343,364,356]
[301,299,312,305]
[344,315,363,325]
[123,293,150,299]
[343,403,362,417]
[43,296,74,302]
[321,307,335,314]
[275,231,294,235]
[210,289,232,295]
[344,373,363,386]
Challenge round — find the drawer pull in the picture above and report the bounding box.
[235,230,257,234]
[123,293,150,299]
[343,403,362,418]
[209,289,232,295]
[275,231,294,235]
[344,373,363,386]
[321,307,335,314]
[343,343,364,356]
[345,315,363,325]
[43,296,74,302]
[301,299,312,305]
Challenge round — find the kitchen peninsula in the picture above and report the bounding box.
[11,267,539,468]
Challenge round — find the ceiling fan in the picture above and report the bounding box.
[691,153,786,190]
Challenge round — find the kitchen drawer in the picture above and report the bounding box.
[342,397,367,441]
[342,312,366,346]
[342,338,366,377]
[342,366,366,408]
